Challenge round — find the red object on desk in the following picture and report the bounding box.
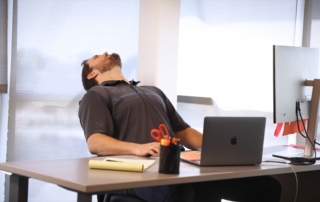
[274,120,308,137]
[150,124,170,142]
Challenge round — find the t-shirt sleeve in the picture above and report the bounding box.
[78,90,114,140]
[164,95,190,132]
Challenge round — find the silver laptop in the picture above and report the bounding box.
[181,117,266,166]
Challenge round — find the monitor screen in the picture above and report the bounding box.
[273,45,319,124]
[273,45,320,158]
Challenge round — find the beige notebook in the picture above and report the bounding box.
[89,157,155,172]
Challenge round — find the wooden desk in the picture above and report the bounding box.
[1,147,320,202]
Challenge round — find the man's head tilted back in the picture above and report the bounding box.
[81,52,122,91]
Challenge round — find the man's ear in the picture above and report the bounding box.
[87,70,98,80]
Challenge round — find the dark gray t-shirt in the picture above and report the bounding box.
[78,80,190,144]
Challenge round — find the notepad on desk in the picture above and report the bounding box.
[88,157,155,172]
[180,151,201,161]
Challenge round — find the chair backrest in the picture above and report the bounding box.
[103,194,146,202]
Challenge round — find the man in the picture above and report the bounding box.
[78,52,282,202]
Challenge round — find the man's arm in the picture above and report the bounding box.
[87,133,160,157]
[175,127,202,150]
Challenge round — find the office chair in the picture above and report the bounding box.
[104,193,146,202]
[98,193,145,202]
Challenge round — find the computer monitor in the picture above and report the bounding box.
[273,45,319,159]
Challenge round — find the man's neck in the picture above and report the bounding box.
[97,66,129,84]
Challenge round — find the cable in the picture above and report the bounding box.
[263,159,298,202]
[295,102,317,162]
[291,165,299,202]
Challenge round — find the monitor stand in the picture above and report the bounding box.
[272,148,320,161]
[273,79,320,164]
[272,147,320,165]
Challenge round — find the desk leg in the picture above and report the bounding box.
[77,193,92,202]
[9,174,29,202]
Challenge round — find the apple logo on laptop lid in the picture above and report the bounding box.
[230,136,237,145]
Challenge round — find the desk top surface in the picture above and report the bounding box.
[1,146,320,193]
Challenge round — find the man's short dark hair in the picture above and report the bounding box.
[81,60,98,91]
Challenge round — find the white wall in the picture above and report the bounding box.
[176,0,313,148]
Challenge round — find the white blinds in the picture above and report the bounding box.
[0,0,8,93]
[5,0,139,201]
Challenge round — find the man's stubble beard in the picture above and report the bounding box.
[96,53,121,73]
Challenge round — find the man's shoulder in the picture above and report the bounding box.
[88,85,114,94]
[81,86,113,102]
[138,86,166,99]
[140,85,161,92]
[85,85,164,99]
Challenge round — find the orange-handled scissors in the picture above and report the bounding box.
[150,124,170,142]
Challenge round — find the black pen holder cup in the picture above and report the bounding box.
[159,144,180,174]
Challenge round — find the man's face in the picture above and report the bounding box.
[87,52,120,73]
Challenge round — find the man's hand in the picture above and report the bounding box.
[133,142,160,157]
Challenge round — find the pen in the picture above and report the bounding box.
[161,138,170,146]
